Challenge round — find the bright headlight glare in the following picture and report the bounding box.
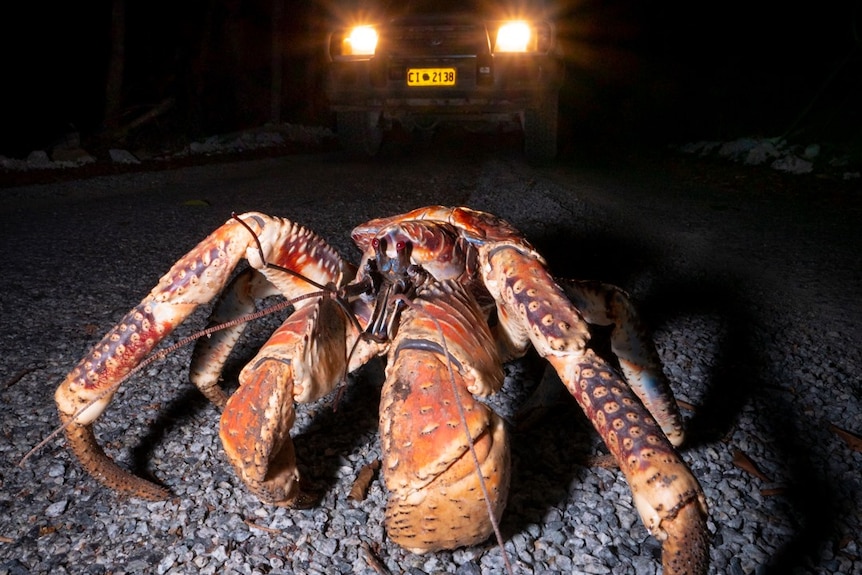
[343,26,378,56]
[495,21,531,53]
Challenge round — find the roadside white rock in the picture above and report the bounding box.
[109,148,141,164]
[0,123,335,174]
[771,154,814,174]
[744,139,783,165]
[51,147,97,166]
[26,150,53,168]
[718,137,759,161]
[680,135,859,178]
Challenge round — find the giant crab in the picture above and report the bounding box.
[55,206,708,574]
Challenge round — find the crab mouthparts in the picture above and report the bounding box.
[364,239,428,342]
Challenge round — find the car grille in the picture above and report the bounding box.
[384,23,488,58]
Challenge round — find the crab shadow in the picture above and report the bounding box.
[527,224,844,572]
[498,356,613,541]
[643,278,841,573]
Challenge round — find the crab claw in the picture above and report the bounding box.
[380,280,509,553]
[219,296,356,507]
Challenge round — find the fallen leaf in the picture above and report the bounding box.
[676,398,698,412]
[349,459,381,501]
[759,487,787,497]
[586,454,619,469]
[836,535,854,552]
[732,449,772,482]
[828,424,862,453]
[1,364,43,389]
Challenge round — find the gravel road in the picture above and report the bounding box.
[1,142,860,574]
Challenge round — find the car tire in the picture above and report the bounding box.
[337,111,383,158]
[523,92,559,162]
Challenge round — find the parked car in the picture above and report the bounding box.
[325,0,564,160]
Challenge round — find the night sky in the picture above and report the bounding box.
[3,0,860,157]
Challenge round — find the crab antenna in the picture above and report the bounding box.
[331,313,386,412]
[232,212,330,292]
[232,212,378,413]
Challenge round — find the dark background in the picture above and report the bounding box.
[3,0,860,158]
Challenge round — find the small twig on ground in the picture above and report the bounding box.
[361,542,392,575]
[828,423,862,452]
[676,398,698,412]
[2,364,44,389]
[243,519,280,534]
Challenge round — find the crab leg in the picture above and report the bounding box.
[480,245,709,575]
[380,280,509,553]
[189,267,281,408]
[557,279,685,446]
[55,212,353,500]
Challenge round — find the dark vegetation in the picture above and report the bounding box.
[3,0,860,161]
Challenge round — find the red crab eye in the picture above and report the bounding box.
[396,241,406,251]
[371,237,380,249]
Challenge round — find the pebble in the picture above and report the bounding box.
[44,500,68,518]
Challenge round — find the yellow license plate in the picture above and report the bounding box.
[407,68,456,86]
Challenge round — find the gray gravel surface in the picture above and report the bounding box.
[1,142,860,574]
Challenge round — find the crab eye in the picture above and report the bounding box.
[396,241,406,251]
[371,237,380,249]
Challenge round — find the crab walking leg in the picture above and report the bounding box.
[557,279,685,446]
[189,268,281,409]
[55,212,353,501]
[481,246,709,575]
[380,280,509,553]
[548,351,709,574]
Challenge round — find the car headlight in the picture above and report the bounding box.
[493,20,553,54]
[495,21,531,52]
[343,25,378,56]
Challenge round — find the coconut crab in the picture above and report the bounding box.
[54,206,708,574]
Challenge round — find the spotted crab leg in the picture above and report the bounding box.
[479,244,709,575]
[556,279,686,446]
[55,212,354,501]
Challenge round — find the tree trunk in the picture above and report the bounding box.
[270,0,284,124]
[103,0,125,130]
